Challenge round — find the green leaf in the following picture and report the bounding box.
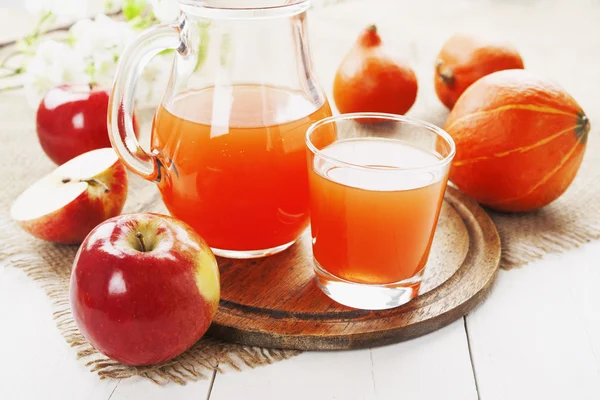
[66,29,77,46]
[18,10,56,53]
[33,11,55,36]
[84,62,96,79]
[123,0,146,21]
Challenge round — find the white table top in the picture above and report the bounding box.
[3,240,600,400]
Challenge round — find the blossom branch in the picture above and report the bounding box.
[0,9,122,50]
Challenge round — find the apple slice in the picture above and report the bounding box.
[10,148,128,244]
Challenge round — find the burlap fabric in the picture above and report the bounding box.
[1,0,599,384]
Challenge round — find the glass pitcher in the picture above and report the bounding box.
[108,0,332,259]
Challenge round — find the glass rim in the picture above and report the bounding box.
[178,0,310,19]
[305,112,456,173]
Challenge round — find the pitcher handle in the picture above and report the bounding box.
[108,19,186,181]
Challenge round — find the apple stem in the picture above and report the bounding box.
[136,232,147,252]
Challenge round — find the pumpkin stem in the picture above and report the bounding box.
[358,24,382,47]
[436,60,455,85]
[576,113,591,143]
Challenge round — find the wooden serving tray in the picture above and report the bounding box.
[208,186,501,350]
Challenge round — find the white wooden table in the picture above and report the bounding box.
[3,241,600,399]
[2,0,600,398]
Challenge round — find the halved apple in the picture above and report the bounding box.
[10,148,128,244]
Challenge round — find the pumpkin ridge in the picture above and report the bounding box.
[453,125,577,166]
[446,104,577,133]
[489,139,582,205]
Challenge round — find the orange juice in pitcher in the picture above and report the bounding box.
[109,1,332,258]
[152,85,332,253]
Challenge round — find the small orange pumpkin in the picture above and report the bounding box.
[333,25,418,116]
[435,34,524,109]
[445,69,590,212]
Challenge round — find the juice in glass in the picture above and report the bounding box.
[152,84,332,254]
[306,114,454,310]
[309,138,447,283]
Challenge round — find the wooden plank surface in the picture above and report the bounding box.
[110,375,214,400]
[209,319,477,400]
[0,267,119,400]
[466,242,600,400]
[211,349,378,400]
[369,319,477,400]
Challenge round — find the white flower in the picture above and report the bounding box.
[21,10,174,109]
[90,51,119,88]
[136,52,174,109]
[151,0,180,22]
[24,39,90,107]
[69,14,136,86]
[71,14,135,58]
[25,0,105,21]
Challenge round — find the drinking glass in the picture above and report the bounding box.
[306,113,456,310]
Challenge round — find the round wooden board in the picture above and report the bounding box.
[208,186,501,350]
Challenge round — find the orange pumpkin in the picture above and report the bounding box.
[435,34,524,109]
[333,25,418,116]
[445,69,590,212]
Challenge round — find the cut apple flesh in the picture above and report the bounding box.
[11,148,119,222]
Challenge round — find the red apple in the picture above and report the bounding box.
[10,148,128,244]
[69,213,220,366]
[36,84,138,165]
